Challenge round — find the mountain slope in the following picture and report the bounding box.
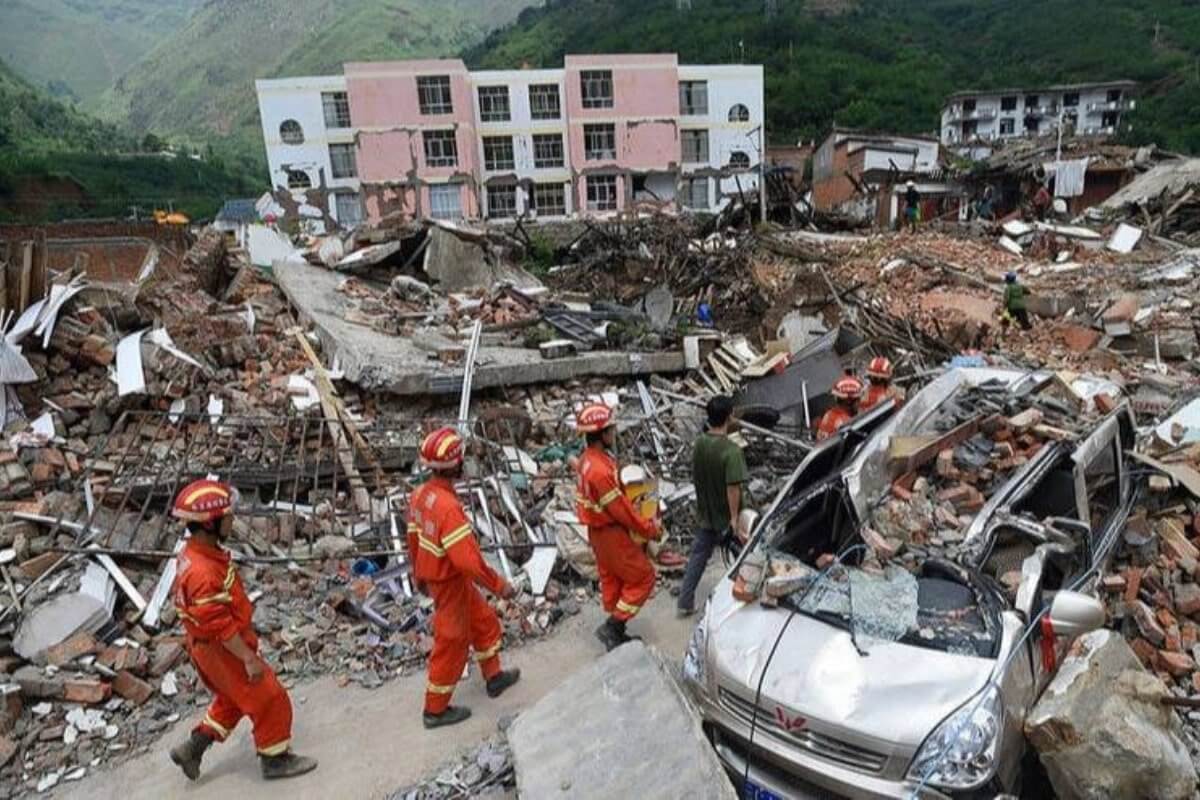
[97,0,536,149]
[0,0,202,103]
[464,0,1200,153]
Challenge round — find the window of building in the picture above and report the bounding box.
[580,70,613,109]
[423,130,458,167]
[532,133,564,168]
[1107,88,1123,103]
[632,175,648,196]
[286,169,312,190]
[328,143,358,179]
[678,81,708,116]
[532,183,567,217]
[584,124,616,160]
[334,192,363,226]
[483,136,515,171]
[1102,111,1120,128]
[280,119,304,145]
[322,92,352,128]
[681,129,709,164]
[728,103,750,122]
[681,177,709,209]
[1000,96,1017,112]
[586,175,618,211]
[487,184,518,219]
[1025,117,1040,134]
[962,98,977,113]
[478,86,511,122]
[1063,92,1080,107]
[529,84,561,120]
[727,150,751,169]
[417,75,454,115]
[430,184,462,220]
[1025,94,1040,110]
[999,118,1016,136]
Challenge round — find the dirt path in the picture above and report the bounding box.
[57,567,718,800]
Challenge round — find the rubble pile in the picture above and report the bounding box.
[389,730,514,800]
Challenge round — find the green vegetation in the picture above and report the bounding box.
[464,0,1200,153]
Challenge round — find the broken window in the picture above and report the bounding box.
[999,118,1015,136]
[1107,88,1123,103]
[417,75,454,115]
[334,192,363,226]
[322,92,352,128]
[1083,438,1121,534]
[963,98,977,113]
[482,136,515,171]
[529,83,561,120]
[279,119,304,145]
[532,133,564,168]
[486,184,518,219]
[286,169,311,190]
[1063,92,1080,107]
[478,86,511,122]
[681,129,709,164]
[1000,96,1017,112]
[429,184,462,220]
[584,124,616,161]
[580,70,613,109]
[678,81,708,116]
[728,103,751,123]
[681,177,708,209]
[328,144,357,179]
[423,130,458,168]
[532,183,567,216]
[727,150,751,170]
[586,175,618,211]
[1025,94,1040,110]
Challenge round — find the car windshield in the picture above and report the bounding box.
[783,563,1002,658]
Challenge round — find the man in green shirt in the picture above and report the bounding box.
[1002,272,1031,330]
[677,395,748,617]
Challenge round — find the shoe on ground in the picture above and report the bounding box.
[595,620,624,652]
[169,732,212,781]
[260,751,318,780]
[486,668,521,698]
[423,705,472,729]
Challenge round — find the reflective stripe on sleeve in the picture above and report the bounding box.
[441,524,472,550]
[597,488,622,507]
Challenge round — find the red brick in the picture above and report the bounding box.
[1157,607,1179,630]
[1123,567,1144,603]
[112,671,153,706]
[149,641,187,678]
[936,449,957,479]
[44,632,99,667]
[1160,650,1196,677]
[63,676,110,705]
[1101,574,1127,593]
[1175,583,1200,617]
[1094,393,1117,414]
[1166,625,1183,652]
[1060,324,1101,353]
[0,692,21,735]
[1130,637,1158,667]
[1182,622,1198,652]
[0,736,14,769]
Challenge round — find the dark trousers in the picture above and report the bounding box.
[1013,309,1031,330]
[678,526,723,612]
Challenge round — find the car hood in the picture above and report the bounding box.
[707,576,997,749]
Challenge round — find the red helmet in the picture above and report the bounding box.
[576,403,615,434]
[867,357,893,380]
[173,479,238,523]
[831,376,864,401]
[420,427,464,470]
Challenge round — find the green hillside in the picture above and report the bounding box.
[0,0,201,104]
[0,57,135,154]
[97,0,537,160]
[464,0,1200,153]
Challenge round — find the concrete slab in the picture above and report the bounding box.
[508,641,737,800]
[277,261,686,395]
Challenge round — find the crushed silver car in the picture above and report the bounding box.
[683,368,1136,799]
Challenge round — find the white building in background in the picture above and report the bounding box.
[677,64,765,210]
[940,80,1137,147]
[254,75,364,226]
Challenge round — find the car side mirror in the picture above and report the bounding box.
[1047,591,1105,637]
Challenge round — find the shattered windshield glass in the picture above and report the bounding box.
[785,563,1000,657]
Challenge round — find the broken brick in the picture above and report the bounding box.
[1007,408,1044,433]
[112,671,153,706]
[149,641,187,678]
[1123,567,1144,603]
[44,631,99,667]
[1159,650,1195,677]
[1101,574,1127,593]
[63,676,110,705]
[1175,583,1200,617]
[1130,637,1158,667]
[1131,600,1167,646]
[0,736,14,769]
[0,691,21,735]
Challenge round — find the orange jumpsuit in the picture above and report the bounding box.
[815,405,854,441]
[173,539,292,756]
[576,445,660,622]
[407,476,507,715]
[861,383,904,412]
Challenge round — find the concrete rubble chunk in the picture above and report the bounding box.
[1025,630,1197,800]
[508,642,736,800]
[13,592,112,662]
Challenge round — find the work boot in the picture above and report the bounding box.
[260,751,318,780]
[169,731,214,781]
[486,668,521,698]
[614,620,642,645]
[595,618,624,652]
[423,705,472,729]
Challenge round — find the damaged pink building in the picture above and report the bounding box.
[256,55,764,226]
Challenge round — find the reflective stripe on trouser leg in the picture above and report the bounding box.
[196,694,241,742]
[609,534,656,623]
[425,577,472,714]
[189,639,293,756]
[468,584,504,681]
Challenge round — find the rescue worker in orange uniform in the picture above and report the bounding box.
[815,376,863,441]
[168,479,317,782]
[860,357,905,412]
[575,403,662,651]
[407,428,520,729]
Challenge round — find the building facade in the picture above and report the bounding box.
[255,55,764,226]
[940,81,1137,147]
[812,129,940,210]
